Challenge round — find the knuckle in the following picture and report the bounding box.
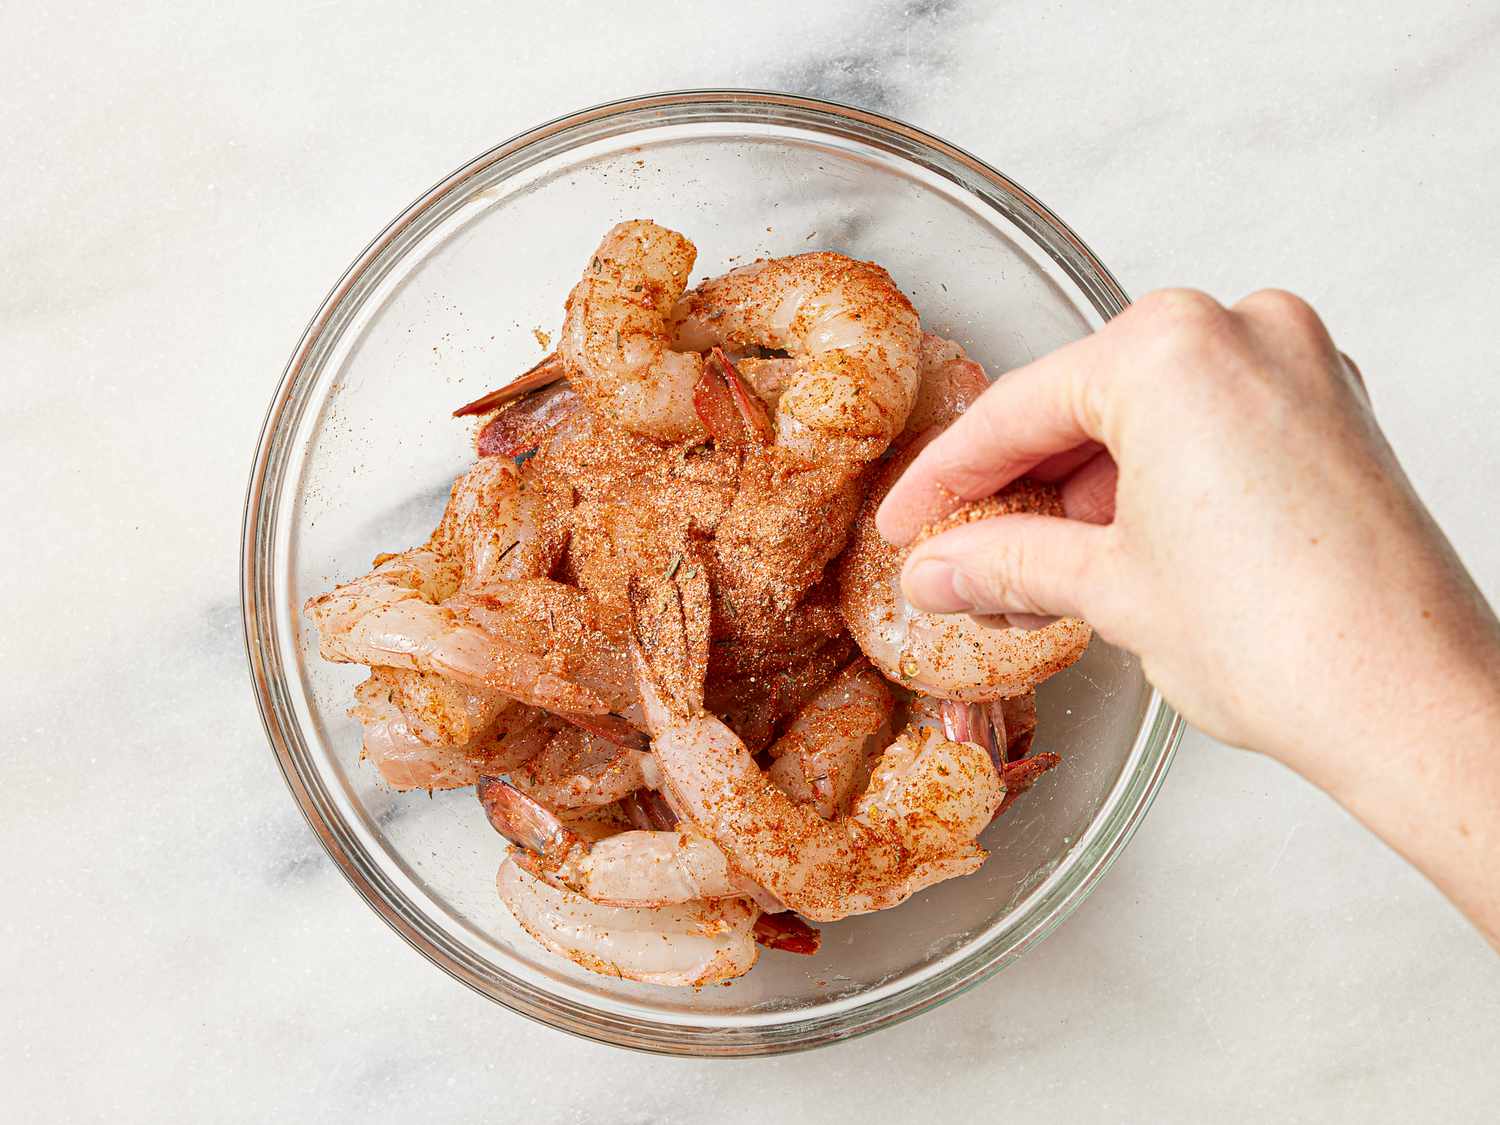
[1132,289,1233,369]
[1235,287,1327,340]
[1134,288,1226,333]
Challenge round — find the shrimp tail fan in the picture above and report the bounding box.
[627,543,713,721]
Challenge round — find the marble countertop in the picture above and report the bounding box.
[5,2,1498,1120]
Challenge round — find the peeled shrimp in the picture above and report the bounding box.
[674,249,922,463]
[307,565,608,713]
[902,332,991,436]
[839,336,1089,699]
[688,351,868,656]
[562,220,922,462]
[481,778,748,907]
[496,857,759,987]
[766,660,893,819]
[839,452,1092,702]
[452,578,637,714]
[303,461,600,711]
[631,567,1002,922]
[441,455,567,587]
[508,723,657,810]
[350,672,552,790]
[560,221,706,441]
[377,666,510,750]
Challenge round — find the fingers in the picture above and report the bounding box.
[876,326,1119,545]
[1233,288,1365,402]
[1060,451,1118,524]
[900,513,1111,620]
[1030,441,1104,482]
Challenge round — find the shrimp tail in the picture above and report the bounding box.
[753,912,823,955]
[940,698,1003,772]
[477,776,582,867]
[997,692,1038,761]
[995,752,1062,819]
[693,347,774,447]
[453,351,568,417]
[626,544,714,722]
[476,382,581,457]
[621,789,680,831]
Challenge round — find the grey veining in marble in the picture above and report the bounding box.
[3,1,1498,1121]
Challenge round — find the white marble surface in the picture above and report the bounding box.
[4,1,1498,1120]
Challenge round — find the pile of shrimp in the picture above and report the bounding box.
[304,221,1092,987]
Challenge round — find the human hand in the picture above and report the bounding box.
[877,290,1500,943]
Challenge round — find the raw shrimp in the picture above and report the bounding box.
[508,723,657,810]
[452,578,637,714]
[705,631,856,754]
[548,417,740,633]
[481,778,751,907]
[691,351,868,658]
[674,249,922,464]
[350,672,552,790]
[837,335,1089,699]
[915,690,1058,821]
[302,460,596,711]
[307,225,1088,987]
[630,566,1003,922]
[378,666,509,750]
[560,221,706,441]
[440,455,568,587]
[495,857,759,987]
[563,220,923,462]
[902,332,991,436]
[839,450,1092,702]
[766,660,894,819]
[307,564,609,713]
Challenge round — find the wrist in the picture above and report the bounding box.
[1288,657,1500,949]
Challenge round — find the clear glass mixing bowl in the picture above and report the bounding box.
[242,90,1182,1056]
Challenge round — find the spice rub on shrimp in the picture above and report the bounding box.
[696,354,868,631]
[480,777,751,908]
[560,221,707,441]
[302,458,597,712]
[506,723,656,810]
[839,448,1092,702]
[495,857,760,987]
[351,672,552,791]
[305,223,1094,985]
[765,659,894,820]
[902,331,991,437]
[630,562,1003,923]
[833,332,1082,759]
[562,219,923,465]
[674,250,922,464]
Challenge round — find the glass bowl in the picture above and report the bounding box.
[242,90,1181,1056]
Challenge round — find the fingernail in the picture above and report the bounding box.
[903,559,971,612]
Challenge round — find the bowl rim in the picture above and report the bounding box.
[242,87,1183,1056]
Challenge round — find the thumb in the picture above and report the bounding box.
[901,514,1110,622]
